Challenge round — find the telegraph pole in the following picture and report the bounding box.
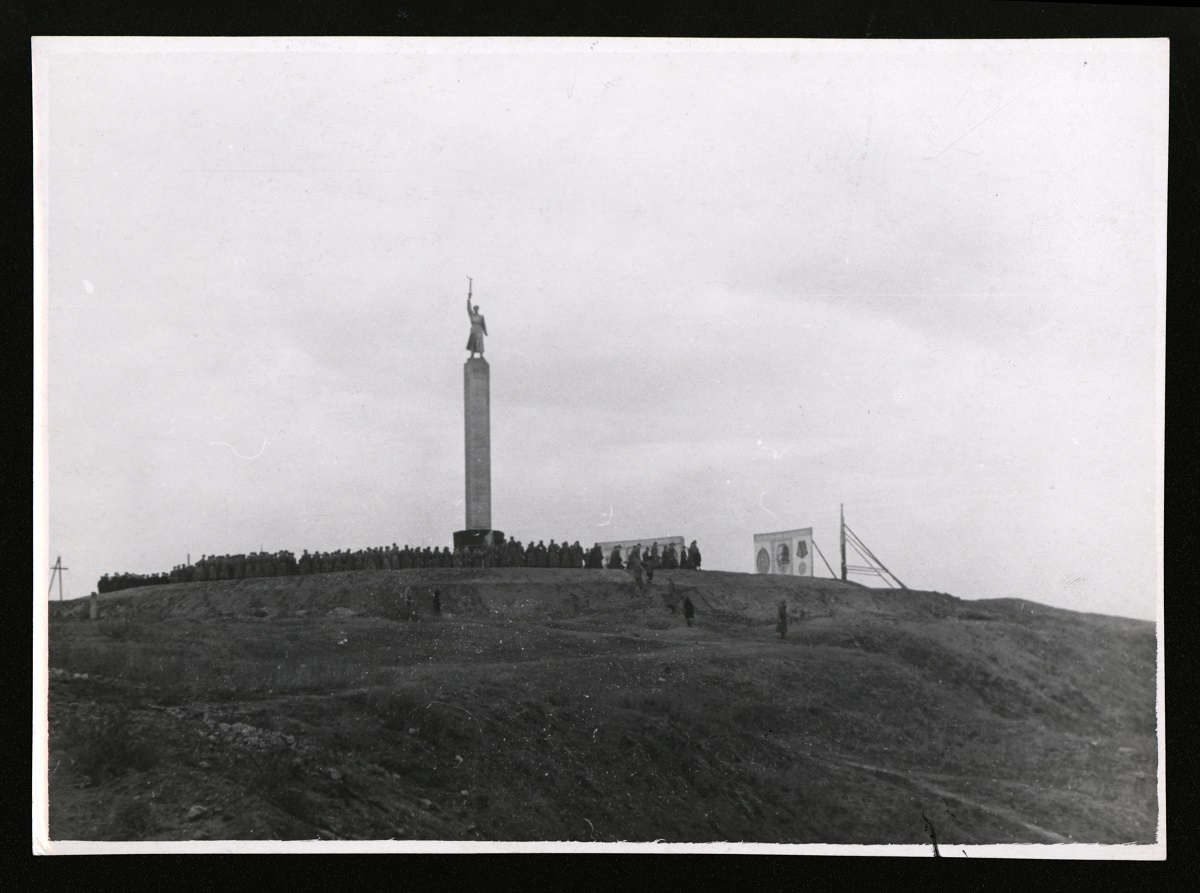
[839,504,847,582]
[48,555,68,601]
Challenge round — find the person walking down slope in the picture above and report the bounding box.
[433,590,442,616]
[776,600,788,639]
[643,552,657,586]
[682,596,695,627]
[626,551,644,593]
[665,578,680,613]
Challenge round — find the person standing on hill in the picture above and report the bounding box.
[682,596,695,627]
[607,545,624,570]
[662,543,678,570]
[688,541,702,570]
[432,590,442,616]
[777,600,788,639]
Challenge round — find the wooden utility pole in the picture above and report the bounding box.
[49,555,68,602]
[839,504,847,582]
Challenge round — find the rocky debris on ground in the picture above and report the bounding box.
[201,717,300,753]
[237,612,272,623]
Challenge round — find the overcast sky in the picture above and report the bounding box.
[34,38,1166,620]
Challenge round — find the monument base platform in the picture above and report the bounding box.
[453,529,506,550]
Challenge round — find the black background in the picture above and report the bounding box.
[10,2,1192,889]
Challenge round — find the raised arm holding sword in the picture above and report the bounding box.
[465,276,488,357]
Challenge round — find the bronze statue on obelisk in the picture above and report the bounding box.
[466,276,487,358]
[455,277,502,551]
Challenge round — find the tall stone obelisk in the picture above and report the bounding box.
[454,282,503,550]
[463,356,491,530]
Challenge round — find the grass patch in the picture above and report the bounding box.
[96,617,143,641]
[244,744,321,826]
[60,702,160,784]
[105,799,156,839]
[342,684,429,730]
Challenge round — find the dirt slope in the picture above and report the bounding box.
[45,569,1158,844]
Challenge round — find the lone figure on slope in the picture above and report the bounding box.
[626,550,645,593]
[776,600,788,639]
[682,596,695,628]
[466,278,488,358]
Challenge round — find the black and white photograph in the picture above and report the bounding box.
[33,36,1165,856]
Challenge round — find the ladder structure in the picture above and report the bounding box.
[838,504,906,589]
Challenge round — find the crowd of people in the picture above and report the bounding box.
[98,538,703,591]
[603,541,702,572]
[96,571,172,594]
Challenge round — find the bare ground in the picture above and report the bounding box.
[44,569,1158,844]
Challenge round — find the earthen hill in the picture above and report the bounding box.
[47,568,1157,844]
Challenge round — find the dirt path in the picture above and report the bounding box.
[810,754,1070,843]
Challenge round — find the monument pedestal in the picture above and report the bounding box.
[459,357,497,550]
[453,528,506,551]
